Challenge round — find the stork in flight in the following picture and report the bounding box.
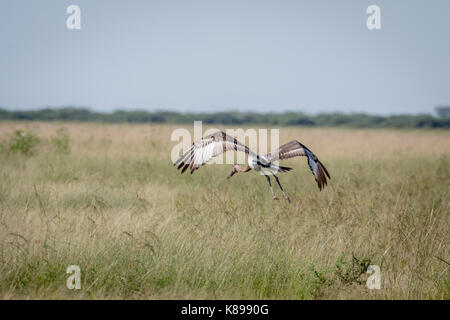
[174,131,330,202]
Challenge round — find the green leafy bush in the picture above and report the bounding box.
[8,130,40,155]
[51,128,70,154]
[334,253,371,285]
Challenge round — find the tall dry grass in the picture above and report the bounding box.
[0,121,448,299]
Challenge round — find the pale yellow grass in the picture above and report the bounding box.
[0,121,448,299]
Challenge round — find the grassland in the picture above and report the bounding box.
[0,121,449,299]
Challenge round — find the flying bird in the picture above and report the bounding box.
[174,131,330,202]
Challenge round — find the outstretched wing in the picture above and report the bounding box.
[266,140,330,190]
[174,131,252,174]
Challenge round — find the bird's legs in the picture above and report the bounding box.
[273,175,291,203]
[265,175,279,200]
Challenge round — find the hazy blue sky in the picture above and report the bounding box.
[1,0,449,114]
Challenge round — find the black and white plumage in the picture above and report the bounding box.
[174,131,330,202]
[174,131,251,174]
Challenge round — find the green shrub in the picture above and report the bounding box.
[334,253,371,285]
[51,128,70,154]
[8,130,40,155]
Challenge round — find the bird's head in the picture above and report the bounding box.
[226,164,240,179]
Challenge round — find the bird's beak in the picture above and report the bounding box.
[226,169,236,179]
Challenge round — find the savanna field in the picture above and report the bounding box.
[0,121,448,299]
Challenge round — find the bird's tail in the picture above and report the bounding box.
[274,165,292,173]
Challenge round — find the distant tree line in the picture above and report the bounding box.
[0,107,449,128]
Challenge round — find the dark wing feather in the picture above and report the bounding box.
[266,140,330,190]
